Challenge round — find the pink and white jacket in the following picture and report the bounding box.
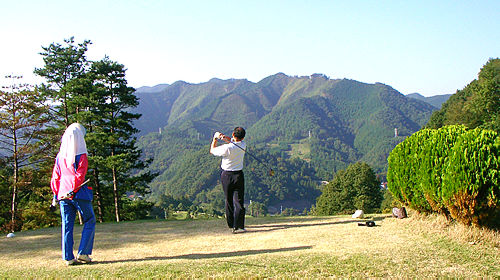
[50,123,92,201]
[51,153,90,200]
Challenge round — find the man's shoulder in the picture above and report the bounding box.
[230,141,246,148]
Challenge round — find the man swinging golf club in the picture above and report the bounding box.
[210,127,247,234]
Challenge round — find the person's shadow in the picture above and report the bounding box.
[244,217,387,233]
[92,246,313,265]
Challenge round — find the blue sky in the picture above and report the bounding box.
[1,1,498,96]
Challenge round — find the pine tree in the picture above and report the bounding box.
[0,76,51,232]
[90,57,156,222]
[34,37,97,223]
[35,38,155,223]
[34,37,91,127]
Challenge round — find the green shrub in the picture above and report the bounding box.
[21,201,60,231]
[442,128,500,227]
[120,199,154,221]
[388,125,499,228]
[418,125,467,214]
[387,129,433,213]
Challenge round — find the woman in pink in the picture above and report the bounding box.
[51,123,95,266]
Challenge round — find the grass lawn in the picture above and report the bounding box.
[0,214,499,278]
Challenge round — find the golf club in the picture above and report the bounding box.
[57,178,91,200]
[216,133,275,176]
[50,178,91,211]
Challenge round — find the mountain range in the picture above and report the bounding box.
[133,73,446,210]
[406,93,452,109]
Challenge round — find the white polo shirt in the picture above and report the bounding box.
[210,141,246,171]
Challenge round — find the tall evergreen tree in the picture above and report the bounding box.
[0,77,51,232]
[34,37,94,224]
[91,57,155,222]
[34,37,91,127]
[35,38,155,223]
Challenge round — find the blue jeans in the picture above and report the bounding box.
[59,199,96,261]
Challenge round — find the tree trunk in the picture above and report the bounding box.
[10,164,18,233]
[112,166,120,222]
[93,169,104,223]
[10,121,18,232]
[63,92,69,127]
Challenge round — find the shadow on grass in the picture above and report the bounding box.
[246,216,389,233]
[0,216,390,254]
[93,245,313,265]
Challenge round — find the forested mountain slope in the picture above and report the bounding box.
[407,93,452,109]
[134,73,437,210]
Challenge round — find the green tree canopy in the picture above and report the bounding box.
[0,80,51,232]
[315,162,382,215]
[427,58,500,132]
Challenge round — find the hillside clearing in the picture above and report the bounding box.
[0,214,498,278]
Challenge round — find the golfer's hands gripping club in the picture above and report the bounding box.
[214,132,231,143]
[50,196,57,212]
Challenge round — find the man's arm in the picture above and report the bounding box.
[210,132,231,155]
[210,132,225,154]
[221,134,231,143]
[210,136,218,154]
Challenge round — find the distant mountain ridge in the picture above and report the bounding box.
[133,73,438,209]
[134,73,439,136]
[406,93,452,109]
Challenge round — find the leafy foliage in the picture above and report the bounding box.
[442,128,500,227]
[388,128,449,213]
[0,82,52,232]
[34,36,92,127]
[248,201,268,217]
[379,188,399,213]
[427,58,500,132]
[85,56,156,222]
[0,159,11,231]
[119,197,154,221]
[0,37,156,232]
[388,125,499,228]
[315,162,382,215]
[20,201,60,230]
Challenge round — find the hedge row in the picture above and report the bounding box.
[387,125,499,228]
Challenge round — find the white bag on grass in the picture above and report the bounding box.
[352,209,364,218]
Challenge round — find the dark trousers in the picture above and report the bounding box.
[221,170,245,229]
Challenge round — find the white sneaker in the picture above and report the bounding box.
[65,259,77,266]
[232,228,247,234]
[77,254,92,263]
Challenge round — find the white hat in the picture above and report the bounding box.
[58,123,87,169]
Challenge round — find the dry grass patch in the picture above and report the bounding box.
[0,214,499,278]
[400,210,500,247]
